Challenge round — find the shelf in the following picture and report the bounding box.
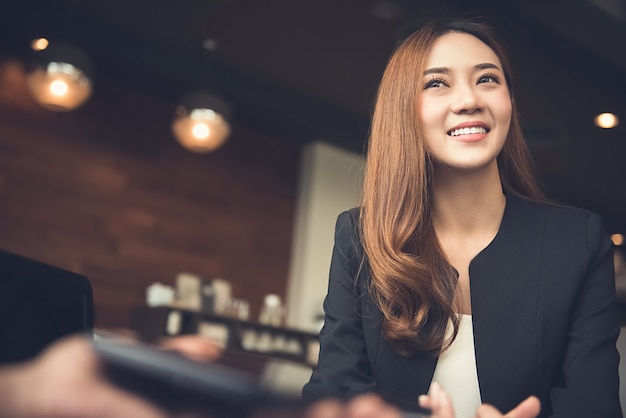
[131,306,320,368]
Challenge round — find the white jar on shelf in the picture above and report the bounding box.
[259,294,285,327]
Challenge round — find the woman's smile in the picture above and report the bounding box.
[447,122,490,142]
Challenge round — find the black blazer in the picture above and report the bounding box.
[303,194,622,418]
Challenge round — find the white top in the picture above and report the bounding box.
[430,314,482,418]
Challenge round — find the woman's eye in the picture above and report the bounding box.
[477,73,500,84]
[424,78,447,89]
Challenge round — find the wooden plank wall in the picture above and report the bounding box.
[0,60,301,330]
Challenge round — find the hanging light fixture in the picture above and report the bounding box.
[26,41,93,112]
[172,91,232,153]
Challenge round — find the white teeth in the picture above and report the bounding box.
[449,127,487,136]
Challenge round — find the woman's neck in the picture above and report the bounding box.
[431,163,506,237]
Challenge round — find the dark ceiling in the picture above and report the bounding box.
[1,0,625,233]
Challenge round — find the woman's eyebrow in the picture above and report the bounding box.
[424,67,449,76]
[423,63,502,76]
[475,62,501,71]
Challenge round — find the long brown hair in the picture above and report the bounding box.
[360,19,544,356]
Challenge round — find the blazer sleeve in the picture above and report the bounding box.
[301,210,378,402]
[549,213,622,418]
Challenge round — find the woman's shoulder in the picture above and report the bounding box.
[334,207,362,241]
[337,207,361,222]
[510,193,602,223]
[509,193,608,240]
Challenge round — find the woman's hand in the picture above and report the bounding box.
[304,394,404,418]
[419,383,541,418]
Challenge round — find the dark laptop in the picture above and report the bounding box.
[0,249,94,365]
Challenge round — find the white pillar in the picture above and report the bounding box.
[262,141,364,395]
[285,141,364,332]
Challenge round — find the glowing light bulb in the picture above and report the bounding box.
[49,79,69,96]
[594,113,619,129]
[31,38,49,51]
[192,123,210,140]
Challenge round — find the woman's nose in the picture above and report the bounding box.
[450,85,482,113]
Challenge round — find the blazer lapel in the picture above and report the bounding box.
[469,194,545,412]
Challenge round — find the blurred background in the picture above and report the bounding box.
[0,0,624,339]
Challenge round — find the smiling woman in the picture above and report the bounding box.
[302,18,621,418]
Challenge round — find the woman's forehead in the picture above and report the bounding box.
[424,32,502,71]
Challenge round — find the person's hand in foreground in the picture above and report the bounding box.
[419,382,541,418]
[0,335,166,418]
[0,332,223,418]
[159,333,223,362]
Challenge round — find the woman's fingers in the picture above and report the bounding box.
[421,383,455,418]
[504,396,541,418]
[420,385,539,418]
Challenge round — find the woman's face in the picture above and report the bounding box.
[419,31,512,172]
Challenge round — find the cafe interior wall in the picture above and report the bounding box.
[0,57,302,331]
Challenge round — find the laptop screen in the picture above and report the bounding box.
[0,249,94,365]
